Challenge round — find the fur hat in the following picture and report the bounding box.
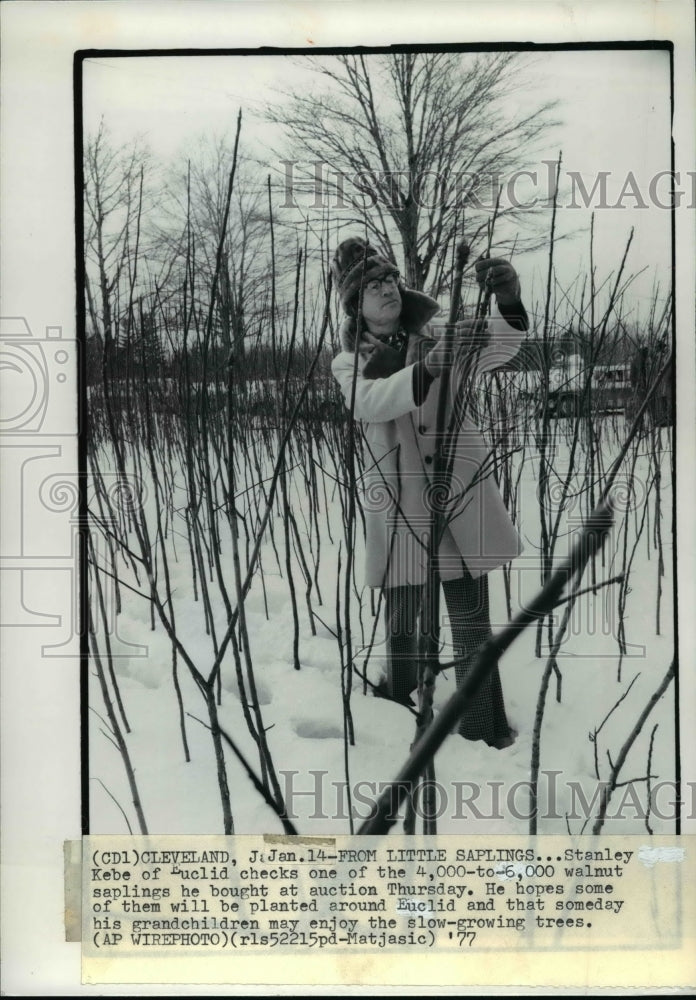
[332,236,440,350]
[332,237,398,311]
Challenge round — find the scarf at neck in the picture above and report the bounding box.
[382,327,408,353]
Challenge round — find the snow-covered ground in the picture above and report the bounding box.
[88,419,675,837]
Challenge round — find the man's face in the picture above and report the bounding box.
[360,274,402,330]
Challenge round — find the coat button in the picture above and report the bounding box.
[419,424,428,434]
[424,455,433,464]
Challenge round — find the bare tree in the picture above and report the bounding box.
[155,133,296,362]
[268,52,557,292]
[83,119,153,363]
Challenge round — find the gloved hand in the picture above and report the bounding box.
[360,332,404,380]
[475,256,521,306]
[424,320,489,376]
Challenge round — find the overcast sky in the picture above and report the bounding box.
[83,47,673,327]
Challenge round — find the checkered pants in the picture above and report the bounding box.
[384,571,511,746]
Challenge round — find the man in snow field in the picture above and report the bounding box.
[331,236,528,750]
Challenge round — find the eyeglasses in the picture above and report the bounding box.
[364,273,400,294]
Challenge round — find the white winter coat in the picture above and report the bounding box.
[331,306,524,588]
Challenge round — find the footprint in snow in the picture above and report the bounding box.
[221,673,272,704]
[293,719,344,740]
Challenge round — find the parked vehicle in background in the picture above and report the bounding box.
[486,339,672,425]
[540,354,634,418]
[625,341,673,426]
[588,363,634,413]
